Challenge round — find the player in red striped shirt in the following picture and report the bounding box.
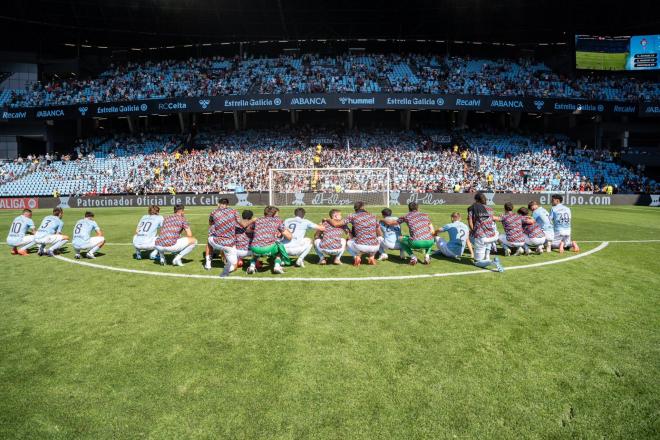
[154,204,198,267]
[467,193,504,272]
[517,207,546,255]
[328,201,383,267]
[497,202,526,256]
[247,206,292,274]
[383,202,435,265]
[235,210,255,267]
[314,209,350,265]
[205,198,256,277]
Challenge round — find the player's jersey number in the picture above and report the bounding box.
[10,222,22,234]
[137,221,153,234]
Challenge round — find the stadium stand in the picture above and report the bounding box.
[2,54,659,108]
[0,129,653,196]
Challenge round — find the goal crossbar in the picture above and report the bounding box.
[268,167,391,207]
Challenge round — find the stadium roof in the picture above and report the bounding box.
[1,0,657,52]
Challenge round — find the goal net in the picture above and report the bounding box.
[269,168,390,207]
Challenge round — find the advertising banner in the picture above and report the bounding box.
[21,193,659,210]
[0,197,39,210]
[1,93,642,122]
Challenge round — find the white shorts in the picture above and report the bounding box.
[284,238,312,256]
[7,235,35,247]
[381,240,401,250]
[208,237,235,253]
[525,236,546,247]
[236,249,252,258]
[436,238,461,259]
[347,239,380,256]
[133,235,157,250]
[35,234,66,245]
[74,236,105,251]
[473,234,498,261]
[499,233,525,249]
[156,237,195,253]
[543,230,555,242]
[315,238,346,256]
[552,234,572,248]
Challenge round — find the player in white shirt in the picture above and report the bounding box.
[72,211,105,259]
[377,208,404,261]
[34,207,69,257]
[550,194,580,253]
[7,209,36,255]
[434,212,474,260]
[528,200,554,253]
[281,208,324,268]
[133,205,164,260]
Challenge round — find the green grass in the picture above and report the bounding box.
[576,51,628,71]
[0,205,659,439]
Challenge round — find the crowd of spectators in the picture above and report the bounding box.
[0,128,654,197]
[3,53,659,108]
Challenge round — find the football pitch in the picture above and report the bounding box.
[576,51,628,71]
[1,204,658,439]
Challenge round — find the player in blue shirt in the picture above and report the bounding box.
[6,208,36,255]
[528,200,554,253]
[377,208,404,261]
[434,212,474,260]
[549,194,580,253]
[72,211,105,259]
[34,207,68,257]
[133,205,164,260]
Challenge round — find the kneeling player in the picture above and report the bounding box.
[326,201,382,266]
[517,207,545,254]
[154,204,198,266]
[528,201,554,253]
[247,206,292,274]
[34,207,68,257]
[133,205,164,260]
[206,199,255,276]
[235,210,255,268]
[377,208,404,261]
[468,193,504,272]
[550,194,580,253]
[72,211,105,259]
[282,208,324,268]
[384,202,435,265]
[434,212,474,260]
[7,209,36,255]
[314,209,349,265]
[498,202,526,256]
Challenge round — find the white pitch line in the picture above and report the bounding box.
[52,242,610,282]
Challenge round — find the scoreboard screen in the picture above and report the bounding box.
[575,34,660,71]
[626,35,660,70]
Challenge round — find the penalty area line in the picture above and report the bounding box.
[52,241,610,282]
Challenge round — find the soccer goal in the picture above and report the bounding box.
[268,167,391,207]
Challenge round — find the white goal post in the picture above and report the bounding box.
[268,167,391,207]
